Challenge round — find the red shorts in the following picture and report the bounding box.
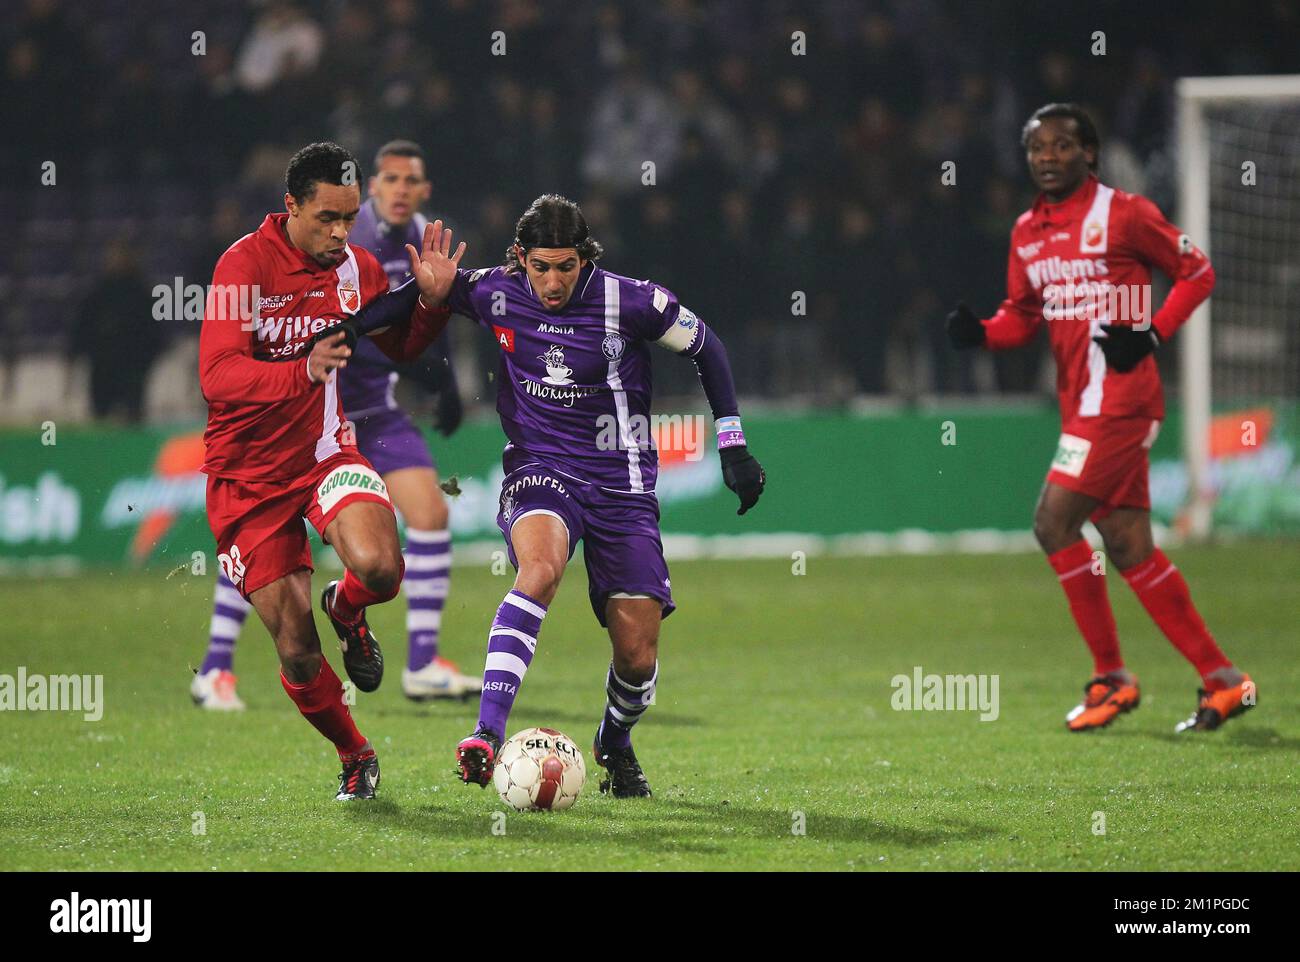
[1046,416,1161,521]
[206,452,393,600]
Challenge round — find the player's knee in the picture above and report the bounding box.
[403,502,442,532]
[517,556,564,598]
[280,649,322,685]
[615,643,657,683]
[1102,531,1131,566]
[1032,508,1058,550]
[1104,532,1149,570]
[347,544,403,599]
[426,496,449,531]
[364,555,404,599]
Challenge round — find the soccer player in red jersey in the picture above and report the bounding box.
[947,104,1254,733]
[200,142,465,797]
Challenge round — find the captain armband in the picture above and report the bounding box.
[654,305,704,354]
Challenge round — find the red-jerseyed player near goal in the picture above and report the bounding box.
[200,142,465,798]
[946,104,1255,733]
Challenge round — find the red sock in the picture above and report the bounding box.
[1121,549,1231,680]
[1048,540,1123,676]
[331,559,404,624]
[280,658,368,756]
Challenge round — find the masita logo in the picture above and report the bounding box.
[50,892,151,942]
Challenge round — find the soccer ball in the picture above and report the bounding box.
[493,727,586,811]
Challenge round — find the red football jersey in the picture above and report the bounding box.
[982,175,1214,421]
[199,213,390,481]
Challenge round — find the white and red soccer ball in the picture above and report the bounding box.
[493,727,586,811]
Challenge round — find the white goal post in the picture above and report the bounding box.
[1175,74,1300,539]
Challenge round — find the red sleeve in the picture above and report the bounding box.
[982,239,1043,350]
[1124,195,1215,341]
[199,248,314,404]
[369,296,453,363]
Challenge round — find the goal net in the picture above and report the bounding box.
[1175,75,1300,537]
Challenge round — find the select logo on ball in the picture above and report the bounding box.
[493,727,586,811]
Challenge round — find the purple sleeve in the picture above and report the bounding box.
[352,276,421,335]
[685,322,740,422]
[446,267,494,325]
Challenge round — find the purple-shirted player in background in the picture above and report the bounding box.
[452,196,765,797]
[190,140,480,710]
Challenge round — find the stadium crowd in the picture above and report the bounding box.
[2,0,1297,420]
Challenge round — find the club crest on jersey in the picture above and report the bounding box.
[337,279,360,313]
[493,325,515,352]
[601,332,626,361]
[540,344,574,385]
[1083,222,1104,248]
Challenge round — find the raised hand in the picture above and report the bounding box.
[406,219,467,306]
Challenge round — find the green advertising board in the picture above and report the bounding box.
[1,405,1296,573]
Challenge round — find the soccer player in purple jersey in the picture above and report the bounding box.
[451,195,765,797]
[190,140,479,710]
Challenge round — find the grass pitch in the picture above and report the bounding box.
[1,542,1296,871]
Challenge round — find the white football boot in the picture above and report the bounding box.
[190,668,246,711]
[402,657,483,701]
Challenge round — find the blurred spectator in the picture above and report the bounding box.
[234,3,325,93]
[3,0,1299,421]
[582,61,682,193]
[72,240,162,422]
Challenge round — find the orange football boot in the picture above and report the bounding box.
[1066,675,1141,732]
[1175,674,1256,732]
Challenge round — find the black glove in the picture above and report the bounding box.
[946,303,985,349]
[720,445,765,515]
[309,319,358,353]
[434,387,463,437]
[1093,324,1159,373]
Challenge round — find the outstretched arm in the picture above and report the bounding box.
[311,220,465,364]
[655,311,765,515]
[948,238,1043,351]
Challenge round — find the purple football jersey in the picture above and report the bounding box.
[447,263,699,492]
[339,198,429,417]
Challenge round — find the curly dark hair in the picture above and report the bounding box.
[504,194,604,272]
[286,141,362,202]
[1021,103,1101,171]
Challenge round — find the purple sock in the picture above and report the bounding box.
[599,662,657,750]
[403,527,451,671]
[200,573,250,673]
[477,589,546,739]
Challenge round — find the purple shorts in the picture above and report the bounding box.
[496,460,675,628]
[354,408,436,477]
